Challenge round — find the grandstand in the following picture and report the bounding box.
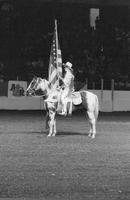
[0,0,129,93]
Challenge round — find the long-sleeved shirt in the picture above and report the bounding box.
[63,70,74,90]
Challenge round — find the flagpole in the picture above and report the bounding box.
[55,19,59,85]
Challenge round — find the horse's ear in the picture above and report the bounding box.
[33,75,37,80]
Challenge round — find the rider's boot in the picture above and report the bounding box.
[60,103,67,116]
[58,102,67,115]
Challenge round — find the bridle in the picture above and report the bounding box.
[26,78,49,98]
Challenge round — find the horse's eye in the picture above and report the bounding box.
[32,80,36,86]
[31,82,34,86]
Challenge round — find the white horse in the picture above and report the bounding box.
[26,77,99,138]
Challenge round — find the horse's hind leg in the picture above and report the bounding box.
[86,111,92,136]
[88,124,92,137]
[87,111,96,139]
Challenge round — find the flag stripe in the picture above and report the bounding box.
[48,20,62,89]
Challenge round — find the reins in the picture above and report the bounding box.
[28,93,47,98]
[26,78,62,100]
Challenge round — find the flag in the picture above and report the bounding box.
[48,19,62,89]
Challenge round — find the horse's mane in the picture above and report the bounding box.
[37,77,52,90]
[35,77,61,93]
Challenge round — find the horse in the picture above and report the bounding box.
[26,77,99,138]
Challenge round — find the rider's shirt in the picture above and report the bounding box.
[63,71,74,91]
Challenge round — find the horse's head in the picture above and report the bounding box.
[26,77,50,96]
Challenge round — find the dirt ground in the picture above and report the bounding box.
[0,110,129,200]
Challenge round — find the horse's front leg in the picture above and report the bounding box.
[45,112,49,130]
[47,111,56,137]
[52,117,56,136]
[52,111,56,136]
[47,119,53,137]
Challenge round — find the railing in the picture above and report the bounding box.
[76,79,130,91]
[0,79,130,97]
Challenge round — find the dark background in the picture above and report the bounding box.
[0,0,129,83]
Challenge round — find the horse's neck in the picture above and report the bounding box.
[47,88,52,96]
[48,88,60,99]
[44,87,52,99]
[40,80,51,98]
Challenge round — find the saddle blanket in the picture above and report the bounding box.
[71,91,82,105]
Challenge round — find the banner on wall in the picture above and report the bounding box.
[8,81,27,98]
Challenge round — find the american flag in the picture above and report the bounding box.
[48,20,62,89]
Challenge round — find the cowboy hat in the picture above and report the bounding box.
[63,62,73,71]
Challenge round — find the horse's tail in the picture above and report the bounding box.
[94,95,99,120]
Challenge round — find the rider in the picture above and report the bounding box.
[59,61,75,115]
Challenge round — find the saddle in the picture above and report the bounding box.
[59,91,82,115]
[46,89,82,115]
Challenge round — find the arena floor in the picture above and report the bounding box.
[0,110,129,200]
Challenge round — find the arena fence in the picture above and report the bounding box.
[0,79,130,97]
[0,80,130,112]
[85,79,130,91]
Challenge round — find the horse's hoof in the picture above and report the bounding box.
[58,111,67,116]
[47,134,52,137]
[91,135,95,139]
